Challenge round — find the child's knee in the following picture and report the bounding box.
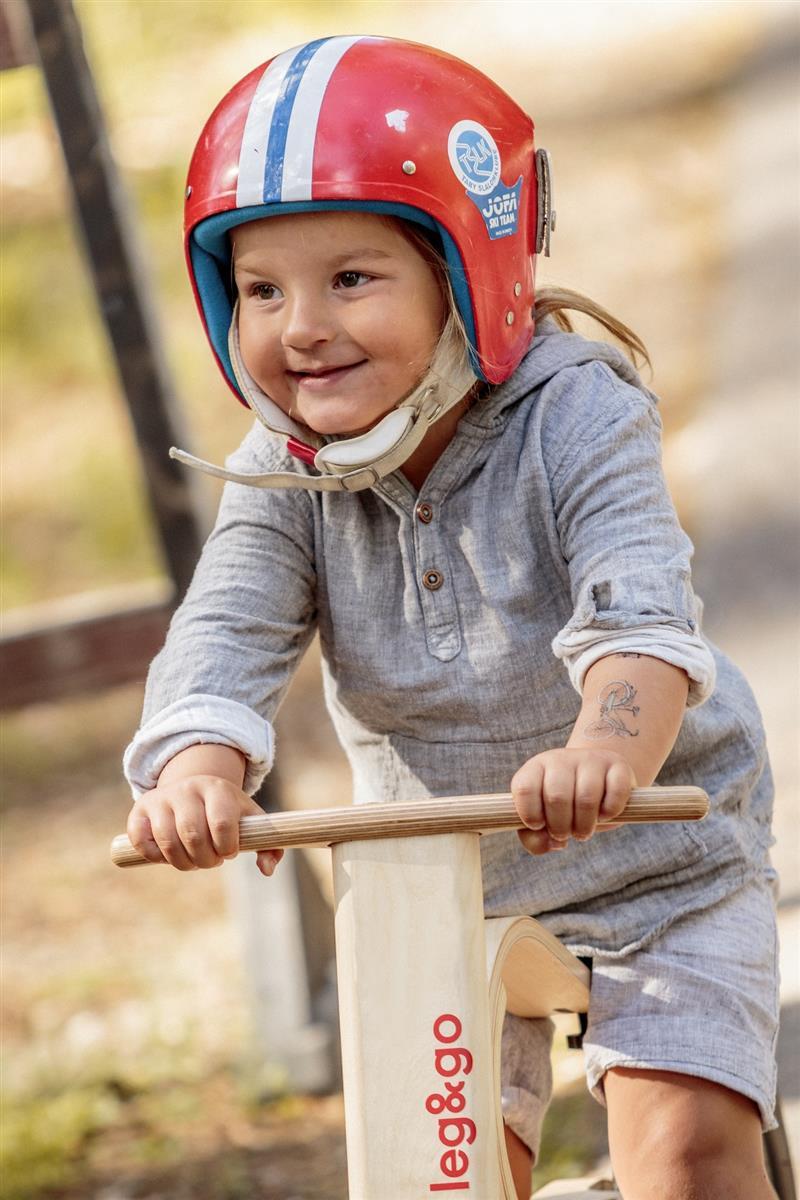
[606,1068,765,1183]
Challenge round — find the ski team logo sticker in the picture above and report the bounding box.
[448,120,501,195]
[447,120,521,241]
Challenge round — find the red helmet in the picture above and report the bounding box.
[184,35,554,404]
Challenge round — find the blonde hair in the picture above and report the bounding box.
[534,286,651,371]
[398,221,651,389]
[394,221,479,407]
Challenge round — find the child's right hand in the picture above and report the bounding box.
[127,775,283,876]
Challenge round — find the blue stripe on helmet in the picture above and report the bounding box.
[262,38,330,202]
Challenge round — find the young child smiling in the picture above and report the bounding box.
[124,35,780,1198]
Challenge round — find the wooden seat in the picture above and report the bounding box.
[484,917,595,1198]
[484,921,619,1200]
[485,915,591,1018]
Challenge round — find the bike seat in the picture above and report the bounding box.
[485,916,591,1018]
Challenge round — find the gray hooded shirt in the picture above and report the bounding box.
[124,325,774,957]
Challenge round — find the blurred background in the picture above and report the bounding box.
[2,1,798,1196]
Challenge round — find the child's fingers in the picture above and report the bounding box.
[127,807,166,864]
[204,786,245,859]
[541,760,576,842]
[147,803,199,871]
[173,794,224,869]
[517,827,567,856]
[256,848,284,876]
[510,758,546,831]
[600,760,635,820]
[572,759,607,841]
[148,823,196,870]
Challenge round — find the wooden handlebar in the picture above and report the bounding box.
[110,786,709,869]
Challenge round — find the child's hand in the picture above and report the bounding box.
[127,775,283,876]
[511,748,635,856]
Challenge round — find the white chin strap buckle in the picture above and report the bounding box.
[313,407,415,474]
[168,390,440,494]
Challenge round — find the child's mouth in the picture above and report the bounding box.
[288,361,367,391]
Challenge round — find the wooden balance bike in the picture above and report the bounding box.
[112,786,795,1200]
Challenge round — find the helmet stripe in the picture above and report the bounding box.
[263,37,330,202]
[280,35,366,202]
[236,37,366,209]
[236,46,298,207]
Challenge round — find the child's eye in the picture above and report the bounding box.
[252,283,282,301]
[335,271,370,290]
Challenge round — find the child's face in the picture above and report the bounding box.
[232,212,446,437]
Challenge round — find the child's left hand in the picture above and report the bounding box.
[511,748,635,855]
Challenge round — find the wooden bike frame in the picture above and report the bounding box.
[112,787,708,1198]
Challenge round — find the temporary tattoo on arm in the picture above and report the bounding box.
[583,680,640,739]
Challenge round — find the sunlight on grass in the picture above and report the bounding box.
[0,1087,120,1199]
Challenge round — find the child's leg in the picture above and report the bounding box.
[501,1012,554,1196]
[504,1123,533,1200]
[582,871,780,1199]
[605,1067,776,1198]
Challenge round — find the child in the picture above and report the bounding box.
[123,36,779,1198]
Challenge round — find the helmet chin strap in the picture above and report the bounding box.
[169,304,476,493]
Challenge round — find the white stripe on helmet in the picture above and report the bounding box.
[236,46,298,208]
[280,35,366,201]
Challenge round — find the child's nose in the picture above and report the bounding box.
[281,294,336,351]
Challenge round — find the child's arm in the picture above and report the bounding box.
[127,743,283,876]
[511,653,689,855]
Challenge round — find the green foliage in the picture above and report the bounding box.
[532,1087,610,1188]
[2,218,107,388]
[0,58,49,131]
[1,441,161,609]
[0,1086,120,1199]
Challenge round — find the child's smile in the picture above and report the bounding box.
[285,359,368,391]
[232,212,446,438]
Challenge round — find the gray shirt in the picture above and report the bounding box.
[124,325,773,957]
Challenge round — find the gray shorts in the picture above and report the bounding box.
[501,872,780,1157]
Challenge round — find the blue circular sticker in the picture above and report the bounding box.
[447,121,501,196]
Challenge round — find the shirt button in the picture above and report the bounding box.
[416,502,434,524]
[422,569,444,591]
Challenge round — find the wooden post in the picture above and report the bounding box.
[332,832,505,1197]
[22,0,209,596]
[225,848,334,1095]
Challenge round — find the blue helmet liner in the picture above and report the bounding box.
[190,200,482,394]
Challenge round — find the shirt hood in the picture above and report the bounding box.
[466,318,656,430]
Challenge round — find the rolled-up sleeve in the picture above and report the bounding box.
[123,422,318,797]
[545,365,716,706]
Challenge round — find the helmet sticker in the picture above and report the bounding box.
[385,109,409,132]
[467,176,523,241]
[448,120,520,240]
[447,121,501,195]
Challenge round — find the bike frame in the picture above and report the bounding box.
[112,787,708,1197]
